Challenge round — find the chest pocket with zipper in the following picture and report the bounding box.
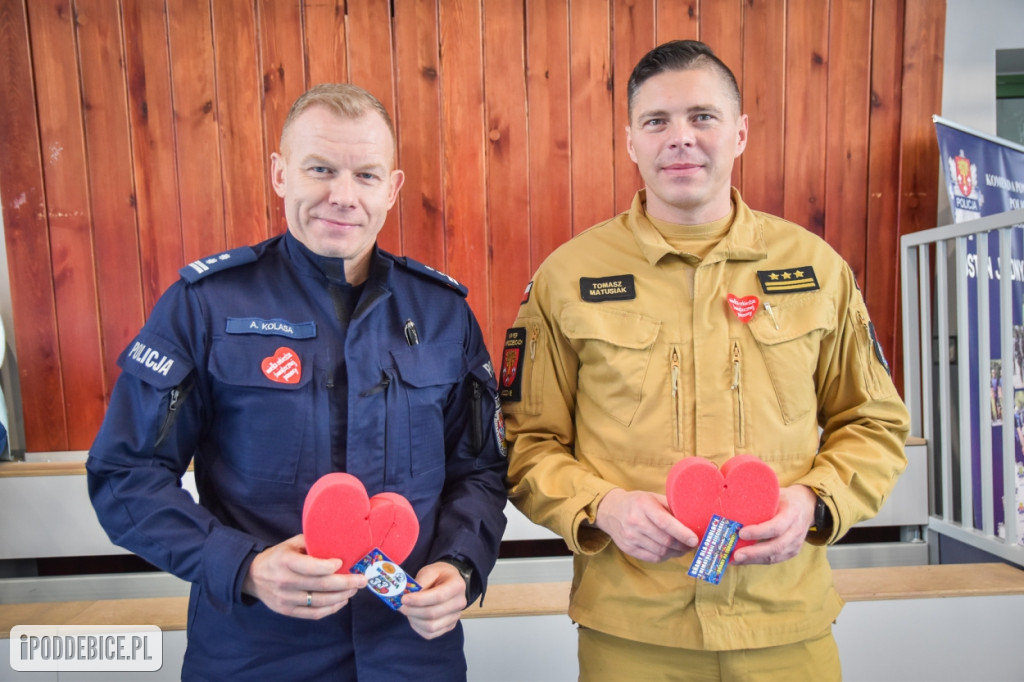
[560,304,661,426]
[747,296,835,424]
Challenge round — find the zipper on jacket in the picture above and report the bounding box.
[471,381,483,451]
[155,383,192,448]
[731,340,745,449]
[856,309,882,393]
[671,346,682,450]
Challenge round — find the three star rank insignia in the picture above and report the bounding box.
[756,266,820,294]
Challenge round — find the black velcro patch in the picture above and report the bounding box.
[756,266,820,294]
[579,275,636,302]
[499,327,527,402]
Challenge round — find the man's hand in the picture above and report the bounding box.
[242,534,366,619]
[399,561,467,640]
[731,484,817,565]
[593,488,698,563]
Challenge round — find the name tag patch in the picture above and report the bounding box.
[580,275,636,302]
[226,317,316,339]
[757,266,819,294]
[499,327,527,402]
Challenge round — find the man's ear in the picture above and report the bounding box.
[270,152,287,198]
[734,114,749,158]
[387,169,406,209]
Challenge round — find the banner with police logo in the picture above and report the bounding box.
[934,115,1024,541]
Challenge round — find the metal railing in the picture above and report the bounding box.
[901,207,1024,566]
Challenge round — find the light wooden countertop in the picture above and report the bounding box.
[0,460,90,477]
[3,562,1023,638]
[2,439,928,478]
[0,460,195,477]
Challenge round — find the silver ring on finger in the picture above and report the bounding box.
[306,591,313,608]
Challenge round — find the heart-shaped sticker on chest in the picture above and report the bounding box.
[666,455,779,550]
[262,347,302,384]
[726,294,760,324]
[302,473,420,570]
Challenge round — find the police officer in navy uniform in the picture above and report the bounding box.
[87,83,508,681]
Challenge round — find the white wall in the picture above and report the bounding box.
[942,0,1024,134]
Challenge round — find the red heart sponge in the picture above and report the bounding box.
[302,473,419,570]
[666,455,780,550]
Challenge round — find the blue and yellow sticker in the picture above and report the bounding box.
[688,515,742,585]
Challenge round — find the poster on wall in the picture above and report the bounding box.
[933,115,1024,541]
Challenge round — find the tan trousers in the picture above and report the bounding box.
[578,624,841,682]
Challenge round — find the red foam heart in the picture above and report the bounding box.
[262,347,302,384]
[666,455,779,550]
[302,473,420,570]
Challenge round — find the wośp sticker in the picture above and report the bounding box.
[350,547,421,610]
[687,514,743,585]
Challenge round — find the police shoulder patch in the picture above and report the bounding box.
[179,246,258,283]
[394,256,468,297]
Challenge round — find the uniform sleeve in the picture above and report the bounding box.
[502,271,618,555]
[795,265,911,544]
[86,284,269,612]
[427,303,509,603]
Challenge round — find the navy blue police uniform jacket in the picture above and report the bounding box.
[86,232,509,681]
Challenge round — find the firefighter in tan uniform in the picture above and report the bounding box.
[502,40,909,681]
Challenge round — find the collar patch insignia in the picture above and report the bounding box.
[756,266,820,294]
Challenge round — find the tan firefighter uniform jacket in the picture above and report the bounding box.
[502,189,910,650]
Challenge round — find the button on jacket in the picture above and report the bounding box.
[503,189,909,651]
[87,232,508,681]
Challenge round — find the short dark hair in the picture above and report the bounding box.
[627,40,741,119]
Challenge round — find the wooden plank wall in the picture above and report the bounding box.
[0,0,945,452]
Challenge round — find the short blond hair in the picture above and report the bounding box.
[280,83,396,151]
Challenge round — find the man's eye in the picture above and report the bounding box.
[356,172,379,181]
[310,166,331,174]
[643,118,666,128]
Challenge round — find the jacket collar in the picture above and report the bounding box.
[283,231,392,288]
[628,188,768,266]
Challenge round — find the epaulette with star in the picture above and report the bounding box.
[179,246,259,283]
[392,255,468,297]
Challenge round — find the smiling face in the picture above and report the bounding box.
[271,106,404,283]
[626,66,748,225]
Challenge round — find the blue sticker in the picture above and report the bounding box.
[225,318,316,339]
[688,514,743,585]
[350,548,421,610]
